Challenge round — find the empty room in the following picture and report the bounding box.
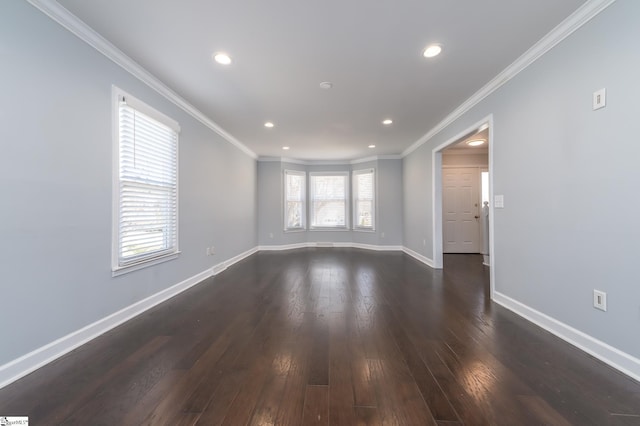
[1,0,639,424]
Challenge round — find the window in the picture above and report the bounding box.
[309,172,348,229]
[284,170,306,230]
[112,87,180,274]
[481,170,490,207]
[353,169,375,230]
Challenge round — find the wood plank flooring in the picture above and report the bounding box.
[1,249,640,425]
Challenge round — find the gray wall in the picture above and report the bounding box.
[403,147,433,258]
[257,159,403,246]
[403,0,640,358]
[0,1,257,365]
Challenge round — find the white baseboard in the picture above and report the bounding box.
[350,243,403,251]
[258,243,309,251]
[493,291,640,383]
[8,245,636,391]
[258,242,403,252]
[210,246,258,276]
[0,246,257,389]
[402,246,435,268]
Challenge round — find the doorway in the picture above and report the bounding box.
[432,116,494,297]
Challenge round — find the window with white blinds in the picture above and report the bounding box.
[112,87,180,273]
[309,172,348,229]
[284,170,306,230]
[353,169,375,230]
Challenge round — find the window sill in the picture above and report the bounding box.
[309,227,350,232]
[353,228,376,233]
[284,228,306,233]
[112,251,181,277]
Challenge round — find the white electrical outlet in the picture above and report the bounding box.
[593,88,606,110]
[206,247,211,256]
[593,289,607,311]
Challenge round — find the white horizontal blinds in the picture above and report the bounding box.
[310,174,347,228]
[285,171,305,229]
[354,169,374,228]
[118,98,178,266]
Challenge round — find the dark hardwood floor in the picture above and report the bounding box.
[1,249,639,425]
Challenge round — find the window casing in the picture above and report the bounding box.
[353,169,375,230]
[309,172,349,229]
[284,170,306,230]
[112,87,180,274]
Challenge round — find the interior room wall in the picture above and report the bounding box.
[0,1,258,367]
[403,0,640,370]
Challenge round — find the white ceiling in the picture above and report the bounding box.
[57,0,587,161]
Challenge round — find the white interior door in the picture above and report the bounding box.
[443,167,481,253]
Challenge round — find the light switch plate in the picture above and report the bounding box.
[593,88,606,110]
[593,289,607,311]
[494,195,504,209]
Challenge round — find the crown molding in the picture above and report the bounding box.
[257,155,402,165]
[25,0,257,160]
[402,0,617,157]
[27,0,615,163]
[351,155,402,164]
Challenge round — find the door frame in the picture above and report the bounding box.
[432,114,495,299]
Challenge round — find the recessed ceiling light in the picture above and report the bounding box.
[282,146,290,150]
[368,144,376,149]
[319,81,333,90]
[382,119,393,125]
[423,44,442,58]
[213,53,232,65]
[264,122,274,128]
[466,139,485,147]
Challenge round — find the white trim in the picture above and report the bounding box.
[257,155,402,165]
[260,157,312,165]
[258,243,310,251]
[111,252,180,277]
[258,242,402,252]
[350,155,402,164]
[431,115,494,279]
[111,86,181,275]
[0,267,209,389]
[432,149,443,269]
[5,243,639,389]
[402,246,435,268]
[487,119,496,299]
[26,0,614,163]
[0,246,256,389]
[493,291,640,383]
[402,0,617,158]
[352,243,402,252]
[25,0,257,160]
